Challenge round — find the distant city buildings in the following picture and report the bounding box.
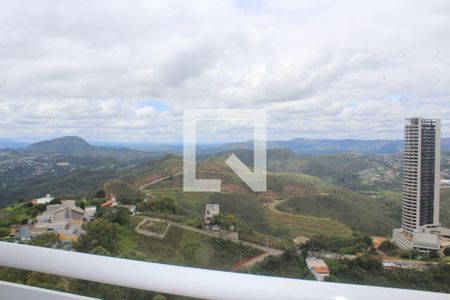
[393,118,450,254]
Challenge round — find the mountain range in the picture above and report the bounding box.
[3,136,450,156]
[16,136,161,162]
[1,135,449,233]
[0,139,28,149]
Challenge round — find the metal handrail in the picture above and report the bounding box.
[0,242,448,300]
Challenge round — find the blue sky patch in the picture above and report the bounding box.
[139,99,170,112]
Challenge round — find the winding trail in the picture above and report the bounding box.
[138,171,184,190]
[133,216,283,270]
[266,198,288,215]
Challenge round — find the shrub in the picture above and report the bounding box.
[96,206,130,225]
[378,240,398,256]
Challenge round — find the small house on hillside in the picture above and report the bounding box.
[83,206,97,222]
[31,194,54,205]
[101,196,117,207]
[204,204,220,231]
[305,257,330,281]
[122,205,137,215]
[35,200,85,241]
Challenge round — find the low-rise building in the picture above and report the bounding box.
[31,194,54,205]
[305,257,330,281]
[392,227,448,254]
[83,206,97,222]
[101,196,118,207]
[13,224,48,241]
[204,204,220,231]
[122,205,137,215]
[35,200,85,241]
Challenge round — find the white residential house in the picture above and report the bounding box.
[204,204,220,231]
[36,200,84,233]
[124,205,137,215]
[83,206,97,222]
[32,194,54,205]
[305,257,330,281]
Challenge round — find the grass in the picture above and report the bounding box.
[267,208,352,238]
[277,193,398,235]
[144,188,213,214]
[243,250,314,280]
[141,220,169,235]
[123,216,262,271]
[272,174,399,235]
[440,189,450,227]
[102,179,145,200]
[145,173,356,240]
[140,159,395,239]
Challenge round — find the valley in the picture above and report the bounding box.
[1,136,450,298]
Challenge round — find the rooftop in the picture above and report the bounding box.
[412,232,440,249]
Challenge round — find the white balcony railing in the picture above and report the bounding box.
[0,242,449,300]
[0,280,99,300]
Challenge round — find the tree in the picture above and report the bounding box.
[140,197,182,215]
[26,272,65,291]
[95,190,107,199]
[48,199,61,205]
[96,206,130,225]
[34,204,47,213]
[400,249,420,259]
[90,245,111,256]
[378,240,398,256]
[30,233,60,248]
[77,200,86,210]
[70,279,123,300]
[428,250,440,260]
[0,267,29,284]
[444,247,450,257]
[153,294,167,300]
[0,227,9,237]
[303,234,373,254]
[212,213,224,226]
[76,219,123,254]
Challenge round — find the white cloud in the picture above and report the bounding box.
[0,0,450,142]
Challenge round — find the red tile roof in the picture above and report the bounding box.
[101,199,114,207]
[313,266,329,274]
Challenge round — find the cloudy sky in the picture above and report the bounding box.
[0,0,449,143]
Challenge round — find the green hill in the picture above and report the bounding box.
[278,194,398,235]
[265,172,398,235]
[21,136,158,162]
[136,155,396,237]
[208,148,401,190]
[125,216,261,270]
[100,179,146,201]
[441,190,450,228]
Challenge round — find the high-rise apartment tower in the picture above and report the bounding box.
[402,118,441,233]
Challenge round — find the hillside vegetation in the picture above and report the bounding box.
[136,155,395,237]
[277,189,399,235]
[124,217,261,270]
[21,136,158,162]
